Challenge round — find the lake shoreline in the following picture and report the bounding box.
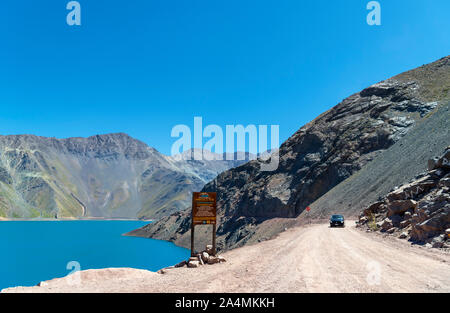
[0,220,186,291]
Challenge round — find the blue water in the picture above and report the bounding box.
[0,221,190,290]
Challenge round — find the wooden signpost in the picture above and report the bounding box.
[191,192,217,257]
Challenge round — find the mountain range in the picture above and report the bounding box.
[0,134,249,219]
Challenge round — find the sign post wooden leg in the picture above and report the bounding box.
[212,223,216,256]
[191,223,195,257]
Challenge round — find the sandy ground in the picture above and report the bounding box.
[3,221,450,293]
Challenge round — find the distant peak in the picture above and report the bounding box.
[0,132,158,160]
[89,132,131,139]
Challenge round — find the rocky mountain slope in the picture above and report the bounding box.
[358,147,450,248]
[309,100,449,218]
[130,55,450,251]
[0,133,248,219]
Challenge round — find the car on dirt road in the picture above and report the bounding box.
[330,214,345,227]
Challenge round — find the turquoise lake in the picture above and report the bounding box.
[0,220,190,290]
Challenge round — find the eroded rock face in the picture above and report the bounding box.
[359,147,450,247]
[138,56,450,251]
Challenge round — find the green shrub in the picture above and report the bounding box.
[368,213,379,231]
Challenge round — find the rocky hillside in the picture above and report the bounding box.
[309,100,449,218]
[0,133,248,219]
[130,55,450,251]
[358,147,450,248]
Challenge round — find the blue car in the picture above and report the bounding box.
[330,214,345,227]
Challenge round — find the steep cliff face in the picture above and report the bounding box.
[0,133,247,219]
[132,56,450,251]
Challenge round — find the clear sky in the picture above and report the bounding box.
[0,0,449,155]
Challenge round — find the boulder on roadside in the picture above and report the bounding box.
[201,252,210,263]
[207,256,221,264]
[387,200,417,217]
[387,189,405,202]
[197,254,204,265]
[431,235,446,248]
[205,245,214,255]
[380,218,393,230]
[390,214,403,226]
[363,201,385,216]
[386,177,437,202]
[400,219,411,228]
[187,260,200,268]
[399,232,408,239]
[410,214,448,242]
[404,211,412,219]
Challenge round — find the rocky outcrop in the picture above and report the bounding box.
[186,244,227,268]
[156,245,226,273]
[131,56,450,251]
[0,133,248,219]
[358,147,450,248]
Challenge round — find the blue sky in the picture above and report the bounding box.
[0,0,449,155]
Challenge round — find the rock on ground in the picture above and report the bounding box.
[359,146,450,247]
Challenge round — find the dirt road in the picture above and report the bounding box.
[3,222,450,293]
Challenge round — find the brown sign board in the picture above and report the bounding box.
[192,192,217,225]
[191,192,217,256]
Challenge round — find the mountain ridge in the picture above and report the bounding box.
[0,132,249,219]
